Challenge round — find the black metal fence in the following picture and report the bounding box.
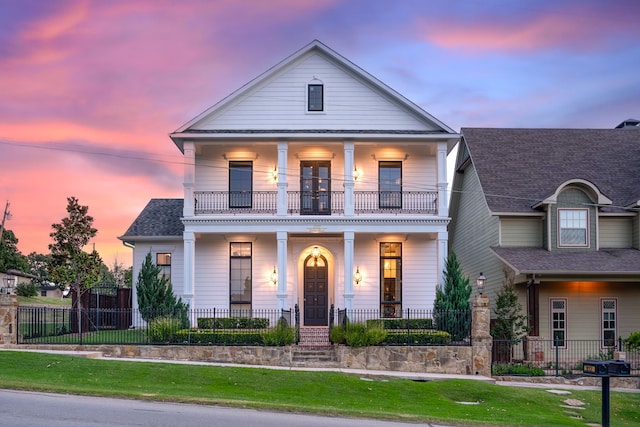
[329,307,472,346]
[17,306,294,346]
[492,338,640,376]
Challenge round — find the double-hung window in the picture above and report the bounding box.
[379,161,402,209]
[230,243,252,314]
[229,161,252,208]
[558,209,588,247]
[156,253,171,280]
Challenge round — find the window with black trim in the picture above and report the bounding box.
[558,209,588,247]
[602,299,616,347]
[379,161,402,208]
[230,243,252,314]
[156,253,171,280]
[229,161,252,208]
[308,84,323,111]
[550,298,566,347]
[380,242,401,317]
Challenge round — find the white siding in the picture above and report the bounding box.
[500,217,543,247]
[194,53,438,132]
[599,217,633,248]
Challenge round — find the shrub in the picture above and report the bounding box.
[344,321,387,347]
[330,325,346,344]
[148,316,184,343]
[492,363,545,376]
[262,318,295,346]
[16,281,39,297]
[624,332,640,350]
[382,330,451,345]
[174,329,264,345]
[367,318,434,330]
[197,317,269,329]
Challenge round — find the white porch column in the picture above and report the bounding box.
[276,231,288,310]
[437,142,448,217]
[343,141,355,216]
[277,141,288,216]
[437,232,448,289]
[183,231,195,308]
[343,231,355,310]
[183,142,195,217]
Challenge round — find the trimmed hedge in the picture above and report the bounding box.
[197,317,269,329]
[175,329,264,345]
[367,318,434,330]
[382,330,451,345]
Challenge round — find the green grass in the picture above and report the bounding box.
[17,296,72,307]
[0,351,638,425]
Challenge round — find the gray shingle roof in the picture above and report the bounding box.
[120,199,183,238]
[461,128,640,213]
[491,246,640,275]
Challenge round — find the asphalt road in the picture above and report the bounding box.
[0,389,460,427]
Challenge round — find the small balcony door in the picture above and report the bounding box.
[300,161,331,215]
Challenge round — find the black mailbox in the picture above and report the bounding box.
[608,360,630,376]
[583,360,609,376]
[583,360,631,377]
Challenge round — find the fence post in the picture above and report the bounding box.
[0,294,18,345]
[471,294,492,376]
[555,336,559,377]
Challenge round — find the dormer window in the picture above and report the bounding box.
[308,83,323,111]
[558,208,588,247]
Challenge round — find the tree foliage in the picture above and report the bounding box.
[136,252,189,327]
[0,229,28,272]
[433,252,472,341]
[48,197,103,306]
[491,268,530,342]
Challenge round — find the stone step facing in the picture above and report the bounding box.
[291,346,337,367]
[298,326,331,347]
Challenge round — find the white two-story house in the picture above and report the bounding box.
[120,40,458,334]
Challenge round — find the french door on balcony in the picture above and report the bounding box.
[300,161,331,215]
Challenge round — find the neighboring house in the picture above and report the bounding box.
[120,40,459,333]
[449,126,640,346]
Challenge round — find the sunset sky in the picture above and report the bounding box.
[1,0,639,269]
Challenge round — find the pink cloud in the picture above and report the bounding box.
[415,4,640,53]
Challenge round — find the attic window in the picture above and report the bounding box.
[308,84,323,111]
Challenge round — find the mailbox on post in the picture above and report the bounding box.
[582,359,631,427]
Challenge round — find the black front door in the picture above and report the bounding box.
[304,255,328,326]
[300,161,331,215]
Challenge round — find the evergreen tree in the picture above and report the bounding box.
[491,268,530,362]
[136,252,189,327]
[433,252,472,341]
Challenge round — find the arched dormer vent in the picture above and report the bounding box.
[532,179,612,208]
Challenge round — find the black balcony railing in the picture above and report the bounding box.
[194,191,437,215]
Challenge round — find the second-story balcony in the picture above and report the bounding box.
[193,191,438,215]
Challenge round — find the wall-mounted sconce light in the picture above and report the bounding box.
[476,272,486,295]
[311,246,321,266]
[270,266,278,286]
[271,167,278,181]
[353,168,361,181]
[353,266,362,286]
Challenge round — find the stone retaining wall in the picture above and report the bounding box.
[13,343,477,375]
